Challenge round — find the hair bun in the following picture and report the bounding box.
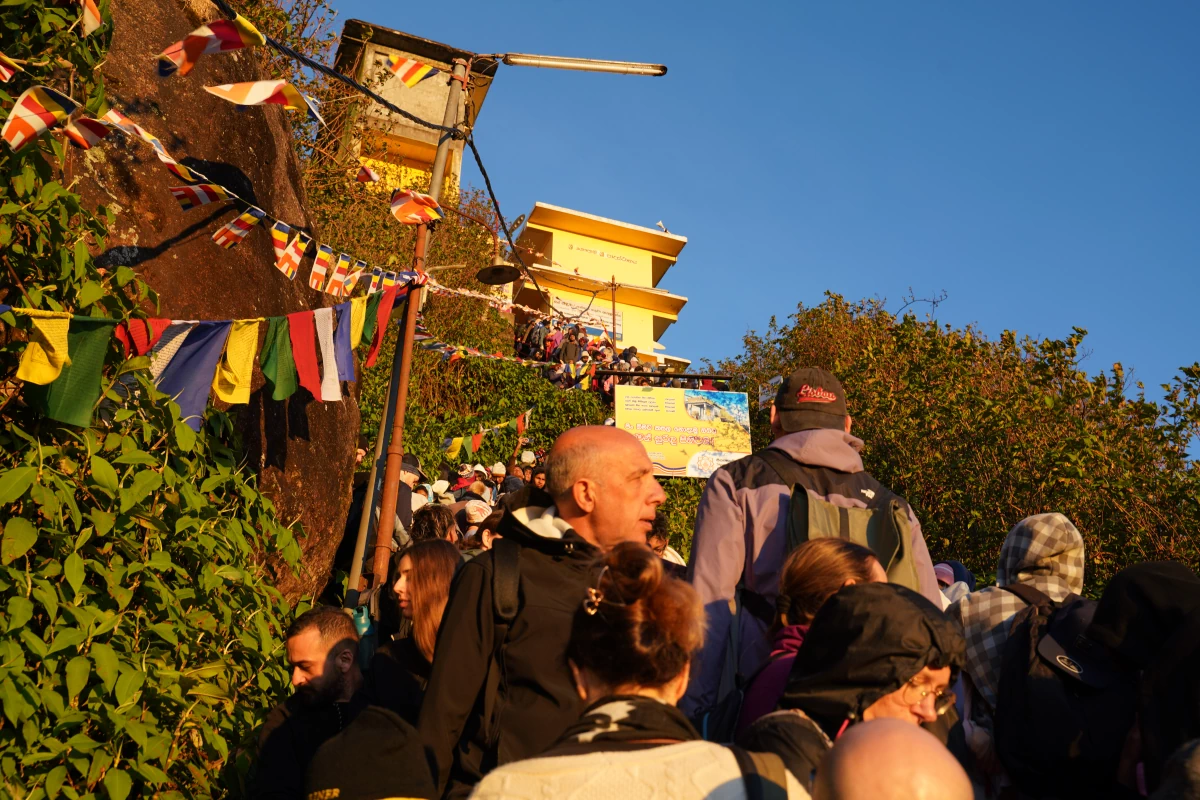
[597,541,663,606]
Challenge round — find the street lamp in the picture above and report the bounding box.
[354,48,666,608]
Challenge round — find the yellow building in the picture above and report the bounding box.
[513,203,690,368]
[332,20,498,197]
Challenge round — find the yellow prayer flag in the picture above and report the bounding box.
[212,319,260,404]
[14,311,72,384]
[350,296,368,350]
[445,436,464,460]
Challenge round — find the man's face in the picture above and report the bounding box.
[587,441,666,550]
[863,665,953,725]
[532,472,546,489]
[400,470,419,488]
[287,628,349,706]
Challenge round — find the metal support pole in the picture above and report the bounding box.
[369,59,468,588]
[611,275,617,350]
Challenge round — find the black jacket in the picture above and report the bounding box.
[737,583,964,787]
[417,493,599,798]
[367,636,431,727]
[252,688,369,800]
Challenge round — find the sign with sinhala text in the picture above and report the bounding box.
[615,385,752,478]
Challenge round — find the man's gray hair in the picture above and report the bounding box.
[545,440,602,500]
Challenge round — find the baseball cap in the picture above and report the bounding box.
[400,453,427,483]
[491,462,506,476]
[304,706,434,800]
[774,367,849,433]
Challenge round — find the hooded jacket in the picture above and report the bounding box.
[949,512,1085,711]
[417,491,599,798]
[739,583,964,787]
[683,428,939,716]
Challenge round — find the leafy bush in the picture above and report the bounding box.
[711,293,1200,592]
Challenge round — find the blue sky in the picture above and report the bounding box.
[337,1,1200,397]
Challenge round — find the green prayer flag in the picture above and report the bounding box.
[360,292,384,350]
[259,316,298,401]
[24,317,115,428]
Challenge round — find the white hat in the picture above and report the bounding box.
[491,462,506,475]
[431,479,450,495]
[472,464,487,475]
[465,500,492,524]
[520,450,536,465]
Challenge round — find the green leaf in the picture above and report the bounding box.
[0,466,37,504]
[77,279,105,308]
[119,470,163,512]
[1,518,38,565]
[102,767,132,800]
[114,671,145,706]
[90,456,119,494]
[117,355,150,375]
[91,509,114,536]
[48,627,85,655]
[6,596,33,631]
[90,642,119,693]
[65,656,90,699]
[173,421,196,453]
[63,552,85,594]
[46,764,68,799]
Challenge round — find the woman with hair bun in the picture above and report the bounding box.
[469,542,809,799]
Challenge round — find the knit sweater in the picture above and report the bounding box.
[468,740,810,799]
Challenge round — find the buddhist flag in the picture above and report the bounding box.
[80,0,102,36]
[269,220,291,260]
[204,80,323,124]
[325,253,351,297]
[0,54,23,83]
[158,14,266,78]
[390,189,441,225]
[170,184,231,211]
[63,116,111,149]
[342,260,369,295]
[382,271,397,291]
[276,231,311,280]
[309,244,333,291]
[384,55,440,88]
[356,165,380,183]
[102,108,204,181]
[2,86,78,151]
[212,206,266,248]
[367,268,383,295]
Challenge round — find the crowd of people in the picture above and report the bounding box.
[256,367,1200,800]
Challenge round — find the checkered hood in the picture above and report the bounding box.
[950,513,1085,710]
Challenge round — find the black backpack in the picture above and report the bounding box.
[992,584,1139,797]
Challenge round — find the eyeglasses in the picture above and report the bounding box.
[901,679,956,716]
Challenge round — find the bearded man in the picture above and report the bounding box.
[251,606,367,799]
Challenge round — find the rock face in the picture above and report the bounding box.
[75,0,358,600]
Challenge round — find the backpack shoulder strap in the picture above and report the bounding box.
[727,745,789,800]
[755,448,811,489]
[492,537,521,624]
[1002,583,1053,609]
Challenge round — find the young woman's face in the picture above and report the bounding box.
[533,473,546,489]
[393,554,415,619]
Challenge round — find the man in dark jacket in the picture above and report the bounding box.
[738,582,965,790]
[253,607,367,800]
[417,426,666,797]
[683,367,940,718]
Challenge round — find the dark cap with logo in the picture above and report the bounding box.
[400,452,427,483]
[774,367,849,433]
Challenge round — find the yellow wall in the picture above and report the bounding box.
[544,229,655,287]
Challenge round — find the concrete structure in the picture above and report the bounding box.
[513,203,689,368]
[332,20,498,197]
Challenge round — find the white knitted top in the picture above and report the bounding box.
[468,740,811,800]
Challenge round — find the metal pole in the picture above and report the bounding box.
[370,59,468,587]
[611,275,617,350]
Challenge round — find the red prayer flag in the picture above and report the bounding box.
[365,286,399,368]
[115,318,171,357]
[287,310,321,397]
[516,412,526,435]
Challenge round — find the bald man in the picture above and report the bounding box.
[418,426,666,798]
[814,719,972,800]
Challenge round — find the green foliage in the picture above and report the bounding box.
[711,293,1200,592]
[0,2,303,796]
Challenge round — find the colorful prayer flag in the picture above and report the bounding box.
[342,261,368,295]
[269,220,291,260]
[24,317,116,428]
[333,302,355,383]
[517,411,528,435]
[349,296,368,350]
[212,206,265,248]
[115,318,171,358]
[212,319,259,404]
[2,86,78,151]
[382,271,397,290]
[158,14,265,78]
[204,80,323,124]
[277,231,311,280]
[148,322,196,381]
[260,316,297,401]
[309,244,333,290]
[445,437,464,460]
[365,286,399,368]
[287,311,321,397]
[170,183,231,211]
[367,268,383,295]
[0,54,24,83]
[313,307,341,401]
[383,55,440,88]
[356,165,380,183]
[155,321,232,432]
[63,116,111,149]
[13,309,72,384]
[325,252,351,297]
[80,0,102,36]
[102,108,204,181]
[389,189,442,224]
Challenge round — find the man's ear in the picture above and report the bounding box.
[844,414,853,434]
[335,644,355,673]
[571,479,597,514]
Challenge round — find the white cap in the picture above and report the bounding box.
[473,464,487,475]
[520,450,536,465]
[431,479,450,495]
[491,462,506,475]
